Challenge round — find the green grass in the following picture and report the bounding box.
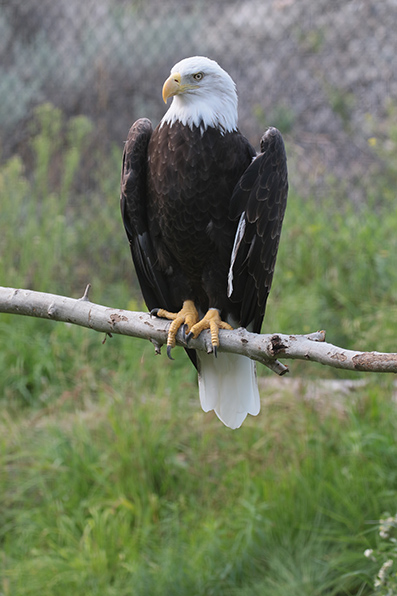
[268,191,397,356]
[1,104,397,594]
[2,373,397,594]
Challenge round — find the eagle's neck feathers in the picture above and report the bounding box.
[161,84,238,134]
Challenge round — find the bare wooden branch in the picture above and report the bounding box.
[1,285,397,374]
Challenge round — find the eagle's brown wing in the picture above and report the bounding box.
[228,127,288,333]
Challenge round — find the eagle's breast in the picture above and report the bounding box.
[146,121,254,275]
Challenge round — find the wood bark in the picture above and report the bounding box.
[1,285,397,375]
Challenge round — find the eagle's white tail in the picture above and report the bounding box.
[197,351,260,429]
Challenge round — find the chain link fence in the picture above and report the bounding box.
[1,0,396,195]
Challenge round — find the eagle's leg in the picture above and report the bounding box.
[186,308,233,356]
[151,299,199,359]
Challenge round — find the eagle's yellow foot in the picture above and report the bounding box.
[186,308,233,356]
[151,300,199,359]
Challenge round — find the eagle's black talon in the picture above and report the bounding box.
[150,308,160,317]
[166,345,174,360]
[185,331,194,344]
[213,345,218,358]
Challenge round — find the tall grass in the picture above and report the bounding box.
[1,104,397,594]
[268,188,397,355]
[2,374,397,595]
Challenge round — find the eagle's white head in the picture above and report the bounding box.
[160,56,238,133]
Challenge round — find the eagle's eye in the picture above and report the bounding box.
[193,72,204,81]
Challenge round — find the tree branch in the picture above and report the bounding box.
[1,285,397,374]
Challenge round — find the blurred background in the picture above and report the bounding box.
[2,2,397,594]
[1,0,396,196]
[1,0,396,345]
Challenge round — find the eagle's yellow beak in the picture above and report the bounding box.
[162,72,182,103]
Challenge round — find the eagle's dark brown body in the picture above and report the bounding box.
[121,117,288,339]
[146,121,255,320]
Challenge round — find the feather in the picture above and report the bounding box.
[197,351,260,429]
[227,213,246,297]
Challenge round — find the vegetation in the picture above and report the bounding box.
[366,514,397,594]
[1,104,397,594]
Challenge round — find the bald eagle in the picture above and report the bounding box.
[121,56,288,428]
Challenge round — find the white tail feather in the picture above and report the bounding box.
[197,351,260,429]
